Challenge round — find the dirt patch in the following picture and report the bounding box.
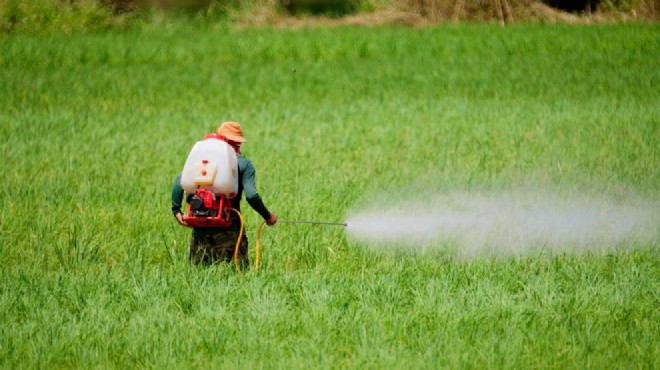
[237,6,427,28]
[236,0,648,28]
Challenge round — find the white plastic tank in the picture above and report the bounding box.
[180,138,238,197]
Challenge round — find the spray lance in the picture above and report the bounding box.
[278,220,348,226]
[253,218,348,270]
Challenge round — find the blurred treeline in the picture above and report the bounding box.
[0,0,656,32]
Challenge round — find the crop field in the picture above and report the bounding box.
[1,23,659,368]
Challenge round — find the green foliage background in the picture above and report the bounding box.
[0,22,658,369]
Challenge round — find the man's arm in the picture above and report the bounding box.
[171,173,188,226]
[242,160,277,225]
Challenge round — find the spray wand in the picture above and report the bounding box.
[253,218,347,270]
[278,220,348,227]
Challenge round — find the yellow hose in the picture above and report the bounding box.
[255,220,267,271]
[229,208,245,272]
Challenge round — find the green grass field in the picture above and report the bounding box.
[1,23,659,368]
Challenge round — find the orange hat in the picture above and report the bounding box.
[216,121,246,143]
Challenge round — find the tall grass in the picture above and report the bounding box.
[0,24,658,368]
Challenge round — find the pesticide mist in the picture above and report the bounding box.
[346,190,659,258]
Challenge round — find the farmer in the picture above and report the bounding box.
[171,121,277,266]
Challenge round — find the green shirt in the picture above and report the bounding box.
[171,155,271,234]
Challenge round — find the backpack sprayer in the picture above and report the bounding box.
[180,133,347,271]
[180,133,240,228]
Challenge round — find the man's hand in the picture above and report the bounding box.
[175,212,188,227]
[266,213,278,226]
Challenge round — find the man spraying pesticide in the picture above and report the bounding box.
[171,121,278,269]
[171,121,347,270]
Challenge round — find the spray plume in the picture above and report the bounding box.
[345,189,659,258]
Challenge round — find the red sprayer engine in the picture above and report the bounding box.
[180,134,239,228]
[184,188,234,228]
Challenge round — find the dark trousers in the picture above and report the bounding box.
[189,230,248,268]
